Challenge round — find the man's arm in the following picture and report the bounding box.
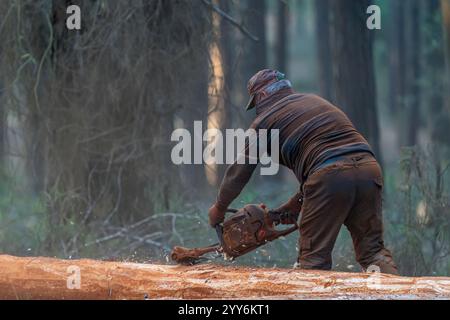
[270,191,303,225]
[209,140,258,227]
[216,159,258,211]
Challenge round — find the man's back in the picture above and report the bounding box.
[253,93,373,183]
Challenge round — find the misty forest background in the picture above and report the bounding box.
[0,0,449,276]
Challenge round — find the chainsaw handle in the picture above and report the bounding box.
[268,211,299,225]
[215,224,224,247]
[213,209,235,247]
[272,224,298,239]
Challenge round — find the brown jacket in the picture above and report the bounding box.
[215,88,373,211]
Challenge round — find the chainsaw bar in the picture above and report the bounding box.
[170,204,298,265]
[170,244,221,265]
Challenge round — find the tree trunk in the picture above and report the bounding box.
[215,0,234,183]
[388,0,406,118]
[276,0,288,73]
[243,0,267,78]
[0,82,4,167]
[167,2,211,192]
[219,0,234,120]
[0,0,213,253]
[0,36,2,165]
[239,0,268,131]
[424,0,449,145]
[391,0,423,147]
[330,0,381,160]
[0,254,449,299]
[405,0,422,146]
[314,0,333,102]
[442,0,450,114]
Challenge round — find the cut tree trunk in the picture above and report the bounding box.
[0,255,449,300]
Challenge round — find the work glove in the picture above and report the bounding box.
[208,203,227,228]
[269,192,303,225]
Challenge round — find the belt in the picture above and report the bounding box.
[311,152,373,174]
[311,155,347,173]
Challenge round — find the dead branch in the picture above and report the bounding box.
[201,0,259,41]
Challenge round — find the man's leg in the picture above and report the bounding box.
[344,160,399,275]
[297,165,355,270]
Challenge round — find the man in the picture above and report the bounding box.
[208,69,398,274]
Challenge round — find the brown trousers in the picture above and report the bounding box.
[297,152,398,274]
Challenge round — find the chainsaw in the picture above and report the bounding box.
[171,204,298,265]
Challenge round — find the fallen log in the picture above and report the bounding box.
[0,254,449,299]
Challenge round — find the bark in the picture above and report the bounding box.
[0,83,4,166]
[167,1,210,192]
[0,254,449,299]
[239,0,268,137]
[0,39,3,165]
[219,0,233,116]
[21,1,53,195]
[424,0,449,145]
[276,0,288,73]
[243,0,267,78]
[330,0,381,160]
[37,0,88,247]
[390,0,423,147]
[314,0,333,102]
[442,0,450,114]
[405,0,422,146]
[216,0,234,183]
[388,0,406,117]
[0,28,2,165]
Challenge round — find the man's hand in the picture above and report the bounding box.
[208,204,226,228]
[269,210,300,225]
[270,192,303,225]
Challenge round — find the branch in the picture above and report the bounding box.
[201,0,259,42]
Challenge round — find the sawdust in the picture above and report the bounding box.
[0,254,449,299]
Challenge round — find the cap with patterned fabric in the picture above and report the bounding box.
[245,69,292,110]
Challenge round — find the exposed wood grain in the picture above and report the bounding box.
[0,255,449,300]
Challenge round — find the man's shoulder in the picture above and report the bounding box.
[291,93,342,114]
[275,92,332,107]
[294,93,331,104]
[251,93,335,128]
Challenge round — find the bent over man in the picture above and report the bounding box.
[208,69,398,274]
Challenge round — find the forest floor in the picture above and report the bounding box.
[0,254,449,299]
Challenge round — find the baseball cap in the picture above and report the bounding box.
[245,69,287,110]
